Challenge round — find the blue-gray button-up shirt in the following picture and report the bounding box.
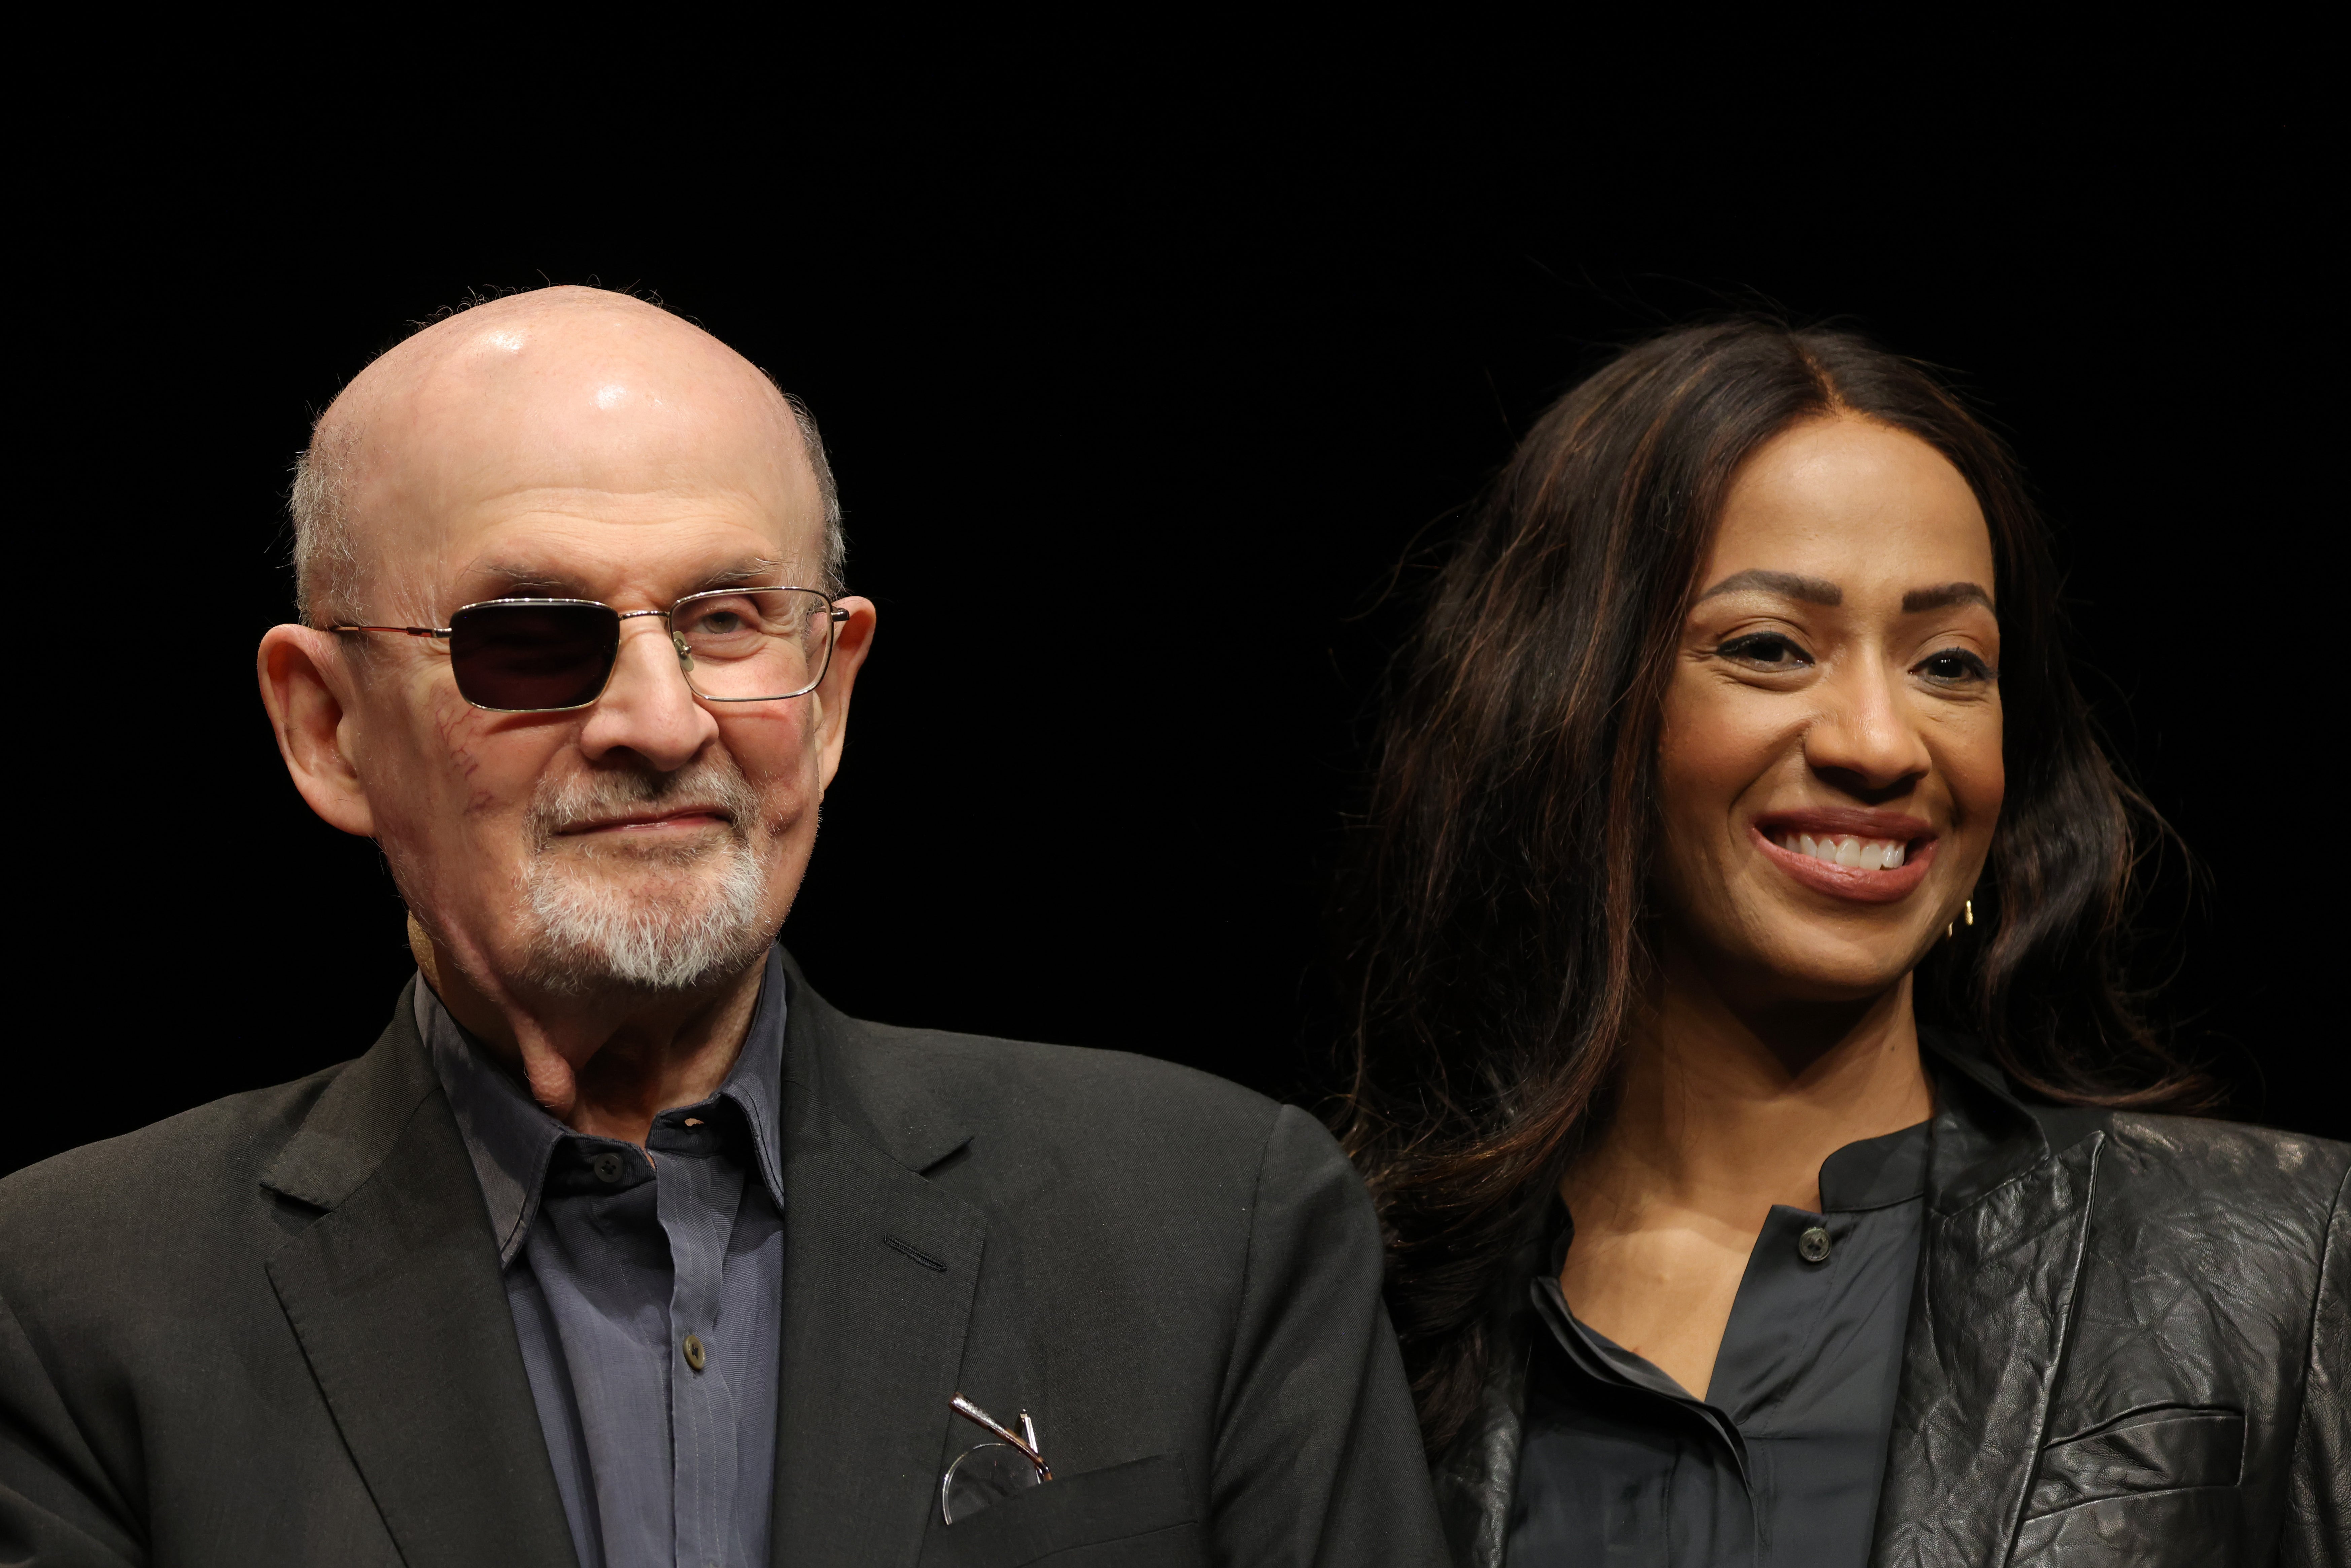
[422,946,789,1568]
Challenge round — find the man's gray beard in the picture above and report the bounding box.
[517,756,778,998]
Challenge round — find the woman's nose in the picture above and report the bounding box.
[1803,661,1932,791]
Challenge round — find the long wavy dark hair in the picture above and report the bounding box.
[1332,319,2213,1456]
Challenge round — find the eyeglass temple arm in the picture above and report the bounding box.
[949,1393,1052,1480]
[331,607,842,636]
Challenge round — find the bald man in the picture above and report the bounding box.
[0,289,1445,1568]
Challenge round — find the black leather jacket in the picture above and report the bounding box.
[1432,1041,2350,1566]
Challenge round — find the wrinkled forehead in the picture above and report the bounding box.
[331,299,824,605]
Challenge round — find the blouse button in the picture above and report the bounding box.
[591,1152,626,1184]
[1797,1225,1833,1264]
[683,1333,708,1372]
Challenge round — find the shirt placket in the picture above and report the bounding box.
[1716,1206,1859,1568]
[652,1121,747,1568]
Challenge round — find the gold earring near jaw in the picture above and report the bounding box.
[1946,899,1976,940]
[1964,899,1974,926]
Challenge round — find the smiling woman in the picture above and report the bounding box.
[1334,321,2348,1567]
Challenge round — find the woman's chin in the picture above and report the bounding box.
[1719,927,1931,1006]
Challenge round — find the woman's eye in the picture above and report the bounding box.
[1916,648,1994,685]
[1715,632,1812,670]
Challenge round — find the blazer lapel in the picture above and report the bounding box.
[1869,1056,2104,1568]
[262,986,577,1568]
[772,961,984,1568]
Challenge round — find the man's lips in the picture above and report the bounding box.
[554,806,733,836]
[1750,809,1937,905]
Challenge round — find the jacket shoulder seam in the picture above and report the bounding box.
[1208,1101,1285,1448]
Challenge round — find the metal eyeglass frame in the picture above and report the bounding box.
[941,1393,1050,1524]
[330,587,851,714]
[949,1393,1050,1479]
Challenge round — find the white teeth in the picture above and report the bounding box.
[1777,832,1910,871]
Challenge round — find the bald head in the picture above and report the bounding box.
[291,287,840,624]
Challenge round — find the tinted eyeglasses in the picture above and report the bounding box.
[332,587,849,713]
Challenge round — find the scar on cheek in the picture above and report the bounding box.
[451,753,499,814]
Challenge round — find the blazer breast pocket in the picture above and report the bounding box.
[2012,1405,2244,1565]
[918,1452,1204,1568]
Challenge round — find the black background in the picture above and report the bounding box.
[13,37,2340,1172]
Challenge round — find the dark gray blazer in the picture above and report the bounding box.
[0,956,1447,1567]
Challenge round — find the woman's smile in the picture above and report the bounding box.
[1750,810,1936,903]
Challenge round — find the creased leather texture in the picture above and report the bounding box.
[2012,1486,2240,1566]
[2026,1405,2244,1518]
[1434,1040,2351,1567]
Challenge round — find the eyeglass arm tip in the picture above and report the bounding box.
[949,1393,1051,1478]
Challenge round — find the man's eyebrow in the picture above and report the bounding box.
[459,557,796,602]
[468,565,585,599]
[1902,581,1995,613]
[1696,569,1842,605]
[690,557,792,592]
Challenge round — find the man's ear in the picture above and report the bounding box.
[257,625,378,837]
[812,595,877,791]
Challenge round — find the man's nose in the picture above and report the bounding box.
[575,619,720,770]
[1803,659,1933,792]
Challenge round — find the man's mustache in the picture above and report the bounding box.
[525,756,764,846]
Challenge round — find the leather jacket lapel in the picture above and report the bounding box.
[770,962,984,1568]
[1870,1060,2105,1568]
[1430,1229,1542,1568]
[261,987,577,1568]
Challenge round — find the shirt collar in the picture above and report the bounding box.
[1540,1047,1996,1278]
[1815,1116,1932,1211]
[420,944,792,1266]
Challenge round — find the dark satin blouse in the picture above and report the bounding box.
[1507,1111,1946,1566]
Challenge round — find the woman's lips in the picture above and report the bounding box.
[1749,817,1936,904]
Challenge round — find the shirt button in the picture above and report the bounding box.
[1797,1225,1833,1264]
[683,1333,707,1372]
[591,1152,625,1184]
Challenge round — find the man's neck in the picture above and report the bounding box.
[409,916,765,1147]
[1566,940,1934,1234]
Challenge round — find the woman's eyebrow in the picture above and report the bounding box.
[1697,569,1841,605]
[1902,581,1994,612]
